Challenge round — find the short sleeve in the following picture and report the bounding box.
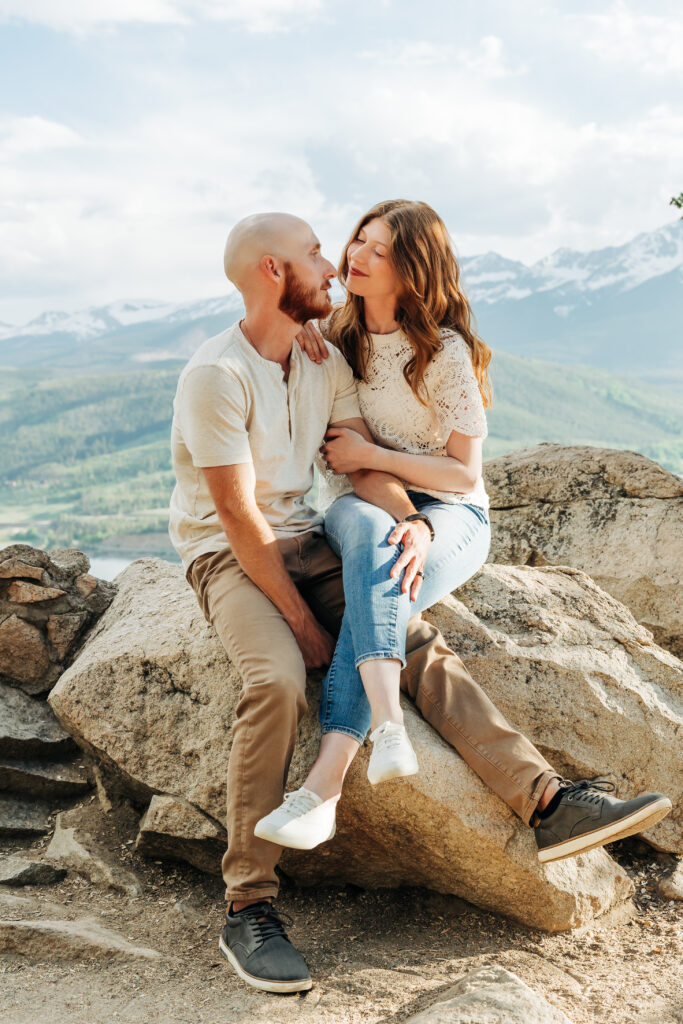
[178,365,253,467]
[431,335,488,439]
[328,347,361,423]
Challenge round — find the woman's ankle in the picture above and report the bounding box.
[303,731,360,801]
[302,772,343,802]
[370,711,404,733]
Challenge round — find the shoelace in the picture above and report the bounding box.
[561,778,616,805]
[238,903,294,947]
[373,724,406,752]
[282,789,319,817]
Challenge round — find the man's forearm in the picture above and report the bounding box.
[348,469,418,522]
[217,507,312,634]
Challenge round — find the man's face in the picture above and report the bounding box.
[278,228,335,324]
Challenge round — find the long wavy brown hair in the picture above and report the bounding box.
[326,199,492,408]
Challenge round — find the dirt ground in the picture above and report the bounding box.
[1,802,682,1024]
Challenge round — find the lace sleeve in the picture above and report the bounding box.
[430,334,488,439]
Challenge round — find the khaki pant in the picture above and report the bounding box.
[187,532,557,903]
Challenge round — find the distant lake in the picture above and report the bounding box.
[88,554,179,582]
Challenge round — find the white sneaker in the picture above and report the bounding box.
[367,721,419,785]
[253,787,338,850]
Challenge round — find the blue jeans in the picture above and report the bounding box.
[319,491,491,743]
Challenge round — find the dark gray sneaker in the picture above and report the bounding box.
[218,901,312,993]
[535,779,671,863]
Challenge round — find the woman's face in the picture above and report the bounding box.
[345,218,401,303]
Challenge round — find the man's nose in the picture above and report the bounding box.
[323,259,336,278]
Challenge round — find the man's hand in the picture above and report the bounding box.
[291,611,335,670]
[296,321,329,364]
[321,426,375,474]
[388,519,432,603]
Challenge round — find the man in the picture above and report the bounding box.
[169,212,671,994]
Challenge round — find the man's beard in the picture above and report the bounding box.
[278,262,332,324]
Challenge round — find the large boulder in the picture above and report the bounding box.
[426,564,682,854]
[48,559,640,933]
[484,445,683,658]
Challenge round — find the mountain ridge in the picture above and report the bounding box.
[1,222,681,382]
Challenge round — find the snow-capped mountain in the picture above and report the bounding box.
[461,222,683,304]
[0,294,243,343]
[1,223,680,381]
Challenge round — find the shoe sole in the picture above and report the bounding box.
[218,937,313,993]
[368,762,419,786]
[537,796,672,863]
[253,821,336,851]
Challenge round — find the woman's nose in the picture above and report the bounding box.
[350,242,367,263]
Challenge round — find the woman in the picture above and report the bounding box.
[255,199,493,849]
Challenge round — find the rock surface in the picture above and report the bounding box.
[484,445,683,658]
[654,859,683,901]
[0,544,115,695]
[0,757,90,799]
[0,918,160,961]
[0,794,53,837]
[426,563,683,853]
[45,803,143,897]
[135,795,226,876]
[406,965,573,1023]
[0,681,75,757]
[0,856,66,887]
[50,559,635,932]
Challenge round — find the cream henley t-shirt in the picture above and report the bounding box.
[169,321,361,571]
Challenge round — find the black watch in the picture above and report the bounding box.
[403,512,435,541]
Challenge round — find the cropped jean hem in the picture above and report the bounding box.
[320,724,366,744]
[355,649,406,670]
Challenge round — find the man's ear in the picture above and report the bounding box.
[259,254,284,284]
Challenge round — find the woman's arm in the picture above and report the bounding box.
[322,427,483,494]
[327,417,432,601]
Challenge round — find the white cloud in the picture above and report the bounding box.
[1,3,681,321]
[0,0,324,34]
[569,2,683,77]
[360,36,525,78]
[0,117,84,159]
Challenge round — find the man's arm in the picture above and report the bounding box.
[202,462,334,669]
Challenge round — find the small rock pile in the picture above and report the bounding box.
[0,681,92,885]
[0,544,115,696]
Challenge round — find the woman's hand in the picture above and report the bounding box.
[295,320,329,363]
[387,520,431,602]
[321,426,375,474]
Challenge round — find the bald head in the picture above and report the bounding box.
[224,212,313,293]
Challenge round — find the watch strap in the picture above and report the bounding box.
[403,512,435,541]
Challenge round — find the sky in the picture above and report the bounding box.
[0,0,682,325]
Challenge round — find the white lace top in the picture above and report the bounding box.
[316,326,489,512]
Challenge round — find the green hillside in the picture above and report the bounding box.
[0,354,680,556]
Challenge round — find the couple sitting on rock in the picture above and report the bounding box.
[168,200,671,994]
